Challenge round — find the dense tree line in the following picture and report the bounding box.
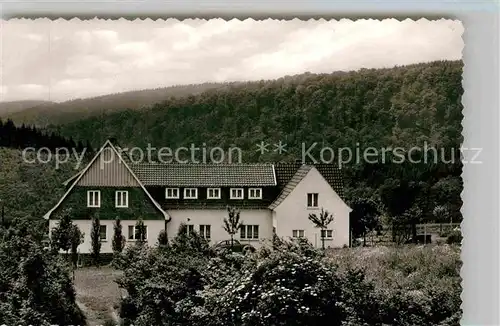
[0,118,92,151]
[2,82,239,126]
[0,148,80,221]
[51,60,464,238]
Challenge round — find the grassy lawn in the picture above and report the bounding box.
[328,244,461,291]
[74,266,123,326]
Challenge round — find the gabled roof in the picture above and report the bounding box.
[269,164,347,210]
[274,163,344,198]
[44,139,170,220]
[131,163,277,187]
[61,139,133,186]
[54,140,346,211]
[269,165,312,210]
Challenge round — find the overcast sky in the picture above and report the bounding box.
[0,18,463,103]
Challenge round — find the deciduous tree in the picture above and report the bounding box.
[308,208,334,250]
[223,206,243,249]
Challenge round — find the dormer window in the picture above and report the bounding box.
[184,188,198,199]
[166,188,179,199]
[248,188,262,199]
[87,190,101,207]
[207,188,221,199]
[230,188,244,199]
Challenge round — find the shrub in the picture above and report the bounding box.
[171,223,211,255]
[157,229,169,248]
[446,229,462,245]
[202,250,348,326]
[115,239,462,326]
[0,221,86,325]
[116,247,207,325]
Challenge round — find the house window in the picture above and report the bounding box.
[115,191,128,208]
[307,193,319,208]
[292,230,305,238]
[184,188,198,199]
[186,224,195,235]
[240,225,259,240]
[320,229,333,239]
[128,225,148,241]
[248,188,262,199]
[100,225,107,241]
[199,225,211,240]
[87,190,101,207]
[166,188,179,199]
[207,188,221,199]
[230,188,244,199]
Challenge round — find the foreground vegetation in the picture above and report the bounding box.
[0,219,86,325]
[115,232,461,326]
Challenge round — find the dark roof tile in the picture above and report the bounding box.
[131,163,277,187]
[274,163,344,198]
[269,165,312,210]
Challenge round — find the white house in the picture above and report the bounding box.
[44,139,352,253]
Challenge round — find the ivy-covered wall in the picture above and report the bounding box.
[51,186,164,220]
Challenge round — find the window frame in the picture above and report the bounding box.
[307,193,319,208]
[128,225,148,241]
[320,229,333,239]
[292,229,305,238]
[115,190,129,208]
[165,188,180,199]
[184,188,198,199]
[207,188,221,199]
[240,224,259,240]
[87,190,101,208]
[99,225,108,241]
[186,224,195,235]
[248,188,262,199]
[230,188,244,199]
[199,224,211,240]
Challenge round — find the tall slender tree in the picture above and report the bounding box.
[51,209,74,257]
[90,214,101,266]
[308,208,334,250]
[223,206,243,249]
[70,225,83,279]
[112,218,125,254]
[135,219,147,245]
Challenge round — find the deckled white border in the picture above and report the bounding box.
[0,1,498,324]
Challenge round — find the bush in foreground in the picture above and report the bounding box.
[116,239,461,326]
[0,219,86,325]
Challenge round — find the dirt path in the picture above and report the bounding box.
[73,267,123,326]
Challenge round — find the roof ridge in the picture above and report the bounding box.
[130,162,274,166]
[269,165,313,210]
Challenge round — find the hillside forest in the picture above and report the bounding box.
[0,60,463,242]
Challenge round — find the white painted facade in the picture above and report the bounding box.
[50,166,350,253]
[167,208,273,248]
[49,219,165,253]
[272,167,351,248]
